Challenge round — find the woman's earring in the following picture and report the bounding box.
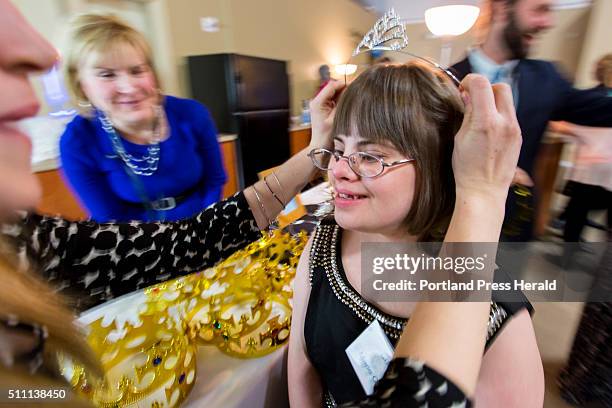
[77,99,92,108]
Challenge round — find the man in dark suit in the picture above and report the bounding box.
[451,0,612,240]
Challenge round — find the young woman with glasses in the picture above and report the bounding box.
[289,62,544,407]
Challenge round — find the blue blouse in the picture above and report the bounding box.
[60,96,227,222]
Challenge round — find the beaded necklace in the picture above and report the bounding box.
[99,106,164,176]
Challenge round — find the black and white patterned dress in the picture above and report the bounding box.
[1,192,261,310]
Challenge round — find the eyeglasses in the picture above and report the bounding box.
[308,148,414,178]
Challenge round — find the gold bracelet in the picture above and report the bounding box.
[263,175,285,209]
[252,184,273,226]
[271,172,287,204]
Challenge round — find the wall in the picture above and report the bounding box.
[164,0,377,115]
[574,0,612,87]
[531,6,591,80]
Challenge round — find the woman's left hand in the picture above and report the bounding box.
[309,80,346,150]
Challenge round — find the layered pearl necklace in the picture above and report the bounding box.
[99,106,164,176]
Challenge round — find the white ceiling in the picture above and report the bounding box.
[357,0,592,23]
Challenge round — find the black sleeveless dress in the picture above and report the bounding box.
[304,219,533,406]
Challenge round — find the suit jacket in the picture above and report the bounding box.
[451,57,612,176]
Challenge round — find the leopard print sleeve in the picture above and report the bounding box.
[339,358,472,408]
[1,192,260,309]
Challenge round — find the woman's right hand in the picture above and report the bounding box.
[452,74,522,202]
[309,80,346,150]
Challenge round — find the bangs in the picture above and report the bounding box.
[331,64,430,155]
[332,84,396,148]
[84,34,149,66]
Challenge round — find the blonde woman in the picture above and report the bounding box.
[60,14,227,222]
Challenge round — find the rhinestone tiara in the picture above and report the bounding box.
[351,8,461,86]
[353,8,408,56]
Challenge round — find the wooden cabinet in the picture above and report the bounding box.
[220,139,239,198]
[35,169,87,220]
[289,127,311,156]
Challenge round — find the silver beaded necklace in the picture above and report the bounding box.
[99,106,164,176]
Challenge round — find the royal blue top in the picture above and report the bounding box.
[60,95,227,222]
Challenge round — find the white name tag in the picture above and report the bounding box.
[345,320,394,395]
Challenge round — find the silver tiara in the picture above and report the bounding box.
[351,8,460,86]
[353,8,408,56]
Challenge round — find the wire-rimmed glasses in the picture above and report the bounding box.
[308,148,414,178]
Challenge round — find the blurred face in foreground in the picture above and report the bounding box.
[0,0,57,217]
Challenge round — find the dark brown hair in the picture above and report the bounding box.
[331,61,464,241]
